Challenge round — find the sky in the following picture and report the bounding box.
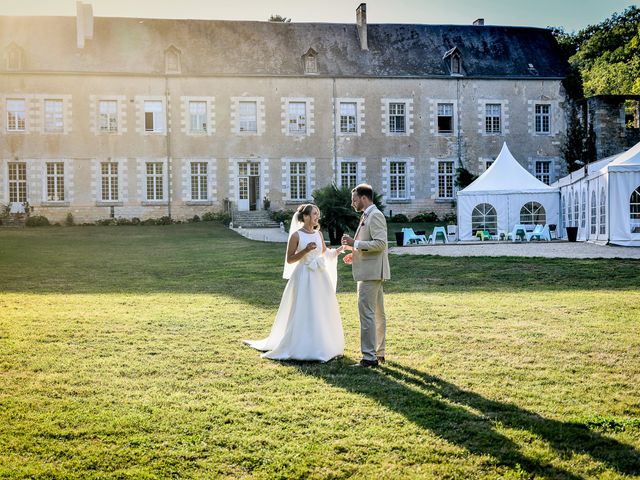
[0,0,636,32]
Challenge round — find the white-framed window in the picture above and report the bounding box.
[7,99,26,132]
[46,162,65,202]
[100,162,119,201]
[520,202,546,225]
[239,101,257,133]
[288,101,306,134]
[99,100,118,133]
[472,203,497,234]
[8,162,27,203]
[389,161,407,200]
[591,190,597,235]
[340,102,357,133]
[189,101,207,134]
[485,104,501,134]
[599,187,606,234]
[630,185,640,233]
[44,99,64,133]
[485,160,494,171]
[535,161,551,185]
[145,162,164,201]
[437,160,455,199]
[289,162,308,201]
[340,161,358,190]
[144,101,164,133]
[388,102,406,133]
[190,162,208,201]
[437,103,454,134]
[535,104,551,134]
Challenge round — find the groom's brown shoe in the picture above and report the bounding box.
[377,356,385,364]
[352,359,379,368]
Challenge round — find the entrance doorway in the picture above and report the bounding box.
[237,161,260,211]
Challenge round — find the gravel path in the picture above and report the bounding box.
[390,241,640,259]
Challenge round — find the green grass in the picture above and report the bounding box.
[0,223,639,479]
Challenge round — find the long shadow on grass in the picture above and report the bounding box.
[294,359,640,479]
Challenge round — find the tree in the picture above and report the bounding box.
[312,184,384,245]
[560,104,597,172]
[454,166,478,189]
[551,6,640,96]
[268,14,291,23]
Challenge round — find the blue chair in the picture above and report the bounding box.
[401,228,427,245]
[429,226,448,244]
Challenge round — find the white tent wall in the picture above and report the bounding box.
[457,192,559,241]
[609,171,640,246]
[560,178,589,241]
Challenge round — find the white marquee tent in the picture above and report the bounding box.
[457,143,560,241]
[554,140,640,246]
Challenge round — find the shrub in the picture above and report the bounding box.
[115,217,134,226]
[96,218,117,226]
[411,212,439,223]
[141,218,157,226]
[442,212,457,223]
[188,215,201,223]
[26,215,51,227]
[270,210,294,230]
[131,217,141,225]
[156,216,172,225]
[389,213,409,223]
[65,212,75,226]
[201,211,231,225]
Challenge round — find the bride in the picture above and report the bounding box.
[244,204,344,362]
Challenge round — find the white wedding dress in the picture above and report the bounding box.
[244,230,344,362]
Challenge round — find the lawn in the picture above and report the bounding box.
[0,223,639,479]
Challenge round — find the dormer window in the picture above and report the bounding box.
[443,46,463,76]
[5,43,24,71]
[451,54,461,74]
[165,45,181,75]
[303,48,318,74]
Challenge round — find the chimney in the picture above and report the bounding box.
[356,3,368,51]
[473,18,485,26]
[76,1,94,49]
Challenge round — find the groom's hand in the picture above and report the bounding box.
[341,234,355,248]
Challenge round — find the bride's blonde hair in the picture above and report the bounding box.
[296,204,320,230]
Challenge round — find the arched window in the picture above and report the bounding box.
[520,201,546,225]
[599,187,606,234]
[567,192,573,226]
[573,191,579,228]
[472,203,497,234]
[581,189,586,228]
[630,185,640,233]
[590,190,597,235]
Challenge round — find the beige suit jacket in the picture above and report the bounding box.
[352,207,391,281]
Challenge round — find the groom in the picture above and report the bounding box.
[341,184,391,367]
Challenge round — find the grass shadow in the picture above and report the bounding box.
[292,358,640,479]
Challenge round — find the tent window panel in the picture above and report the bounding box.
[630,185,640,233]
[599,187,606,234]
[568,193,573,226]
[573,192,579,228]
[580,190,585,228]
[590,190,597,235]
[519,202,546,225]
[471,203,497,235]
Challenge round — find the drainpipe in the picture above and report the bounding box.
[332,77,338,185]
[456,78,462,169]
[165,76,172,220]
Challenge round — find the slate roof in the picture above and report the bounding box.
[0,16,568,78]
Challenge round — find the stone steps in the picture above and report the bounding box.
[232,210,280,228]
[0,216,26,228]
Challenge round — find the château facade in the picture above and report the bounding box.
[0,3,568,223]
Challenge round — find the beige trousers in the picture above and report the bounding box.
[357,280,386,361]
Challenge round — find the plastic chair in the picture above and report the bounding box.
[401,228,427,245]
[429,226,448,244]
[526,224,551,241]
[475,230,494,241]
[507,224,527,242]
